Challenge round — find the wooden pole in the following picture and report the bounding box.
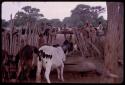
[73,28,85,58]
[10,14,13,55]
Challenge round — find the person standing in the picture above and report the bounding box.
[97,22,104,36]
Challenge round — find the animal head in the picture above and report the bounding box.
[62,40,74,54]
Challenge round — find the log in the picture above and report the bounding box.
[64,61,96,72]
[64,56,97,72]
[64,56,118,78]
[64,56,119,78]
[64,56,84,64]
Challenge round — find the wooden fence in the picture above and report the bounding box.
[2,22,42,56]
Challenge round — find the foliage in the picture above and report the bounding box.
[2,4,107,29]
[63,4,107,28]
[49,19,62,27]
[14,6,44,27]
[2,19,9,27]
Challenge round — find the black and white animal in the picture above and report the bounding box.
[36,45,66,83]
[62,39,74,55]
[61,39,80,55]
[15,45,40,81]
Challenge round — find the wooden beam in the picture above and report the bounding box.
[64,61,96,72]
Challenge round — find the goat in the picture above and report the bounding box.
[36,45,66,83]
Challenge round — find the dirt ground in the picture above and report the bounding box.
[40,71,103,83]
[6,55,123,83]
[7,70,122,83]
[6,71,102,83]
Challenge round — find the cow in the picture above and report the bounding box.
[15,45,40,82]
[62,40,73,53]
[36,45,66,83]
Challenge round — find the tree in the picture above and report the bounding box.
[103,2,123,83]
[49,19,62,28]
[62,4,106,28]
[62,17,72,27]
[14,6,44,26]
[2,19,9,28]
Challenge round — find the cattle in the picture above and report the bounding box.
[61,39,74,55]
[36,45,66,83]
[15,45,40,81]
[60,39,80,56]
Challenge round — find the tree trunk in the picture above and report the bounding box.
[103,2,123,83]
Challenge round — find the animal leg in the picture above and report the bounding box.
[45,65,51,83]
[60,63,64,81]
[26,69,30,82]
[57,67,61,80]
[36,61,42,83]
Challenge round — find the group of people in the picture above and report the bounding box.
[76,21,104,58]
[41,26,58,45]
[82,21,104,43]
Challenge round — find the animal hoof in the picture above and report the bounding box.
[36,80,41,83]
[58,78,61,80]
[47,81,51,83]
[10,79,16,83]
[61,78,64,82]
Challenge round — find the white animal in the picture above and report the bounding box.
[36,45,66,83]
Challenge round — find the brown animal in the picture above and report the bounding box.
[15,45,40,81]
